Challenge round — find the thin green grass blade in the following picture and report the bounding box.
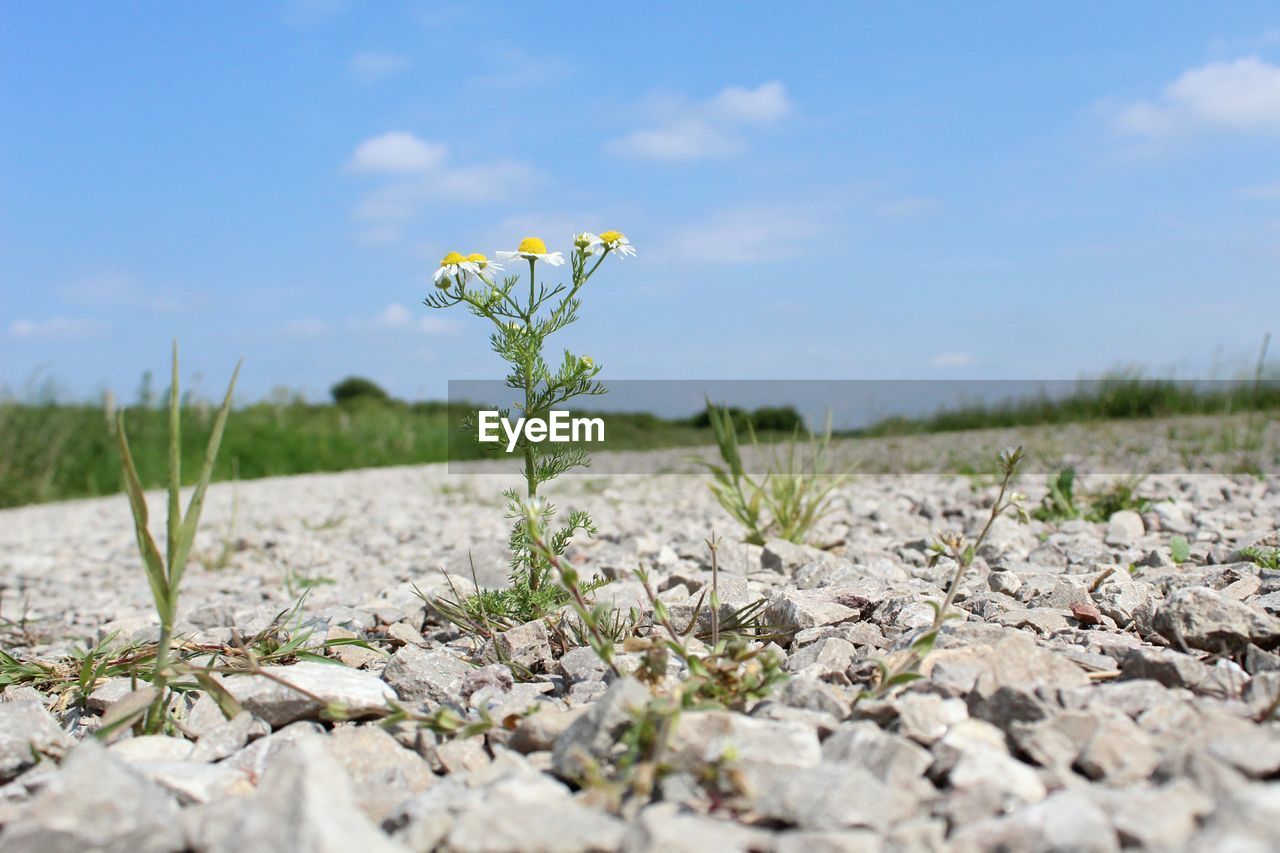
[116,413,169,614]
[170,358,241,589]
[192,671,243,721]
[95,685,160,740]
[166,339,181,570]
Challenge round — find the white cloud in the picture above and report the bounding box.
[8,316,108,341]
[55,271,137,304]
[877,196,942,219]
[649,202,832,265]
[711,81,792,124]
[929,351,975,369]
[610,120,743,161]
[283,0,347,26]
[1115,57,1280,137]
[468,49,570,90]
[349,51,410,82]
[347,133,538,241]
[280,317,330,338]
[1208,29,1280,55]
[366,303,461,335]
[1238,180,1280,199]
[353,159,537,220]
[609,81,793,162]
[53,271,207,314]
[348,132,447,174]
[377,303,414,327]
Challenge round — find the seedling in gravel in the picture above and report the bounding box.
[632,566,787,710]
[116,341,240,731]
[1033,466,1149,524]
[1170,535,1192,564]
[424,232,634,622]
[703,400,845,546]
[522,504,785,807]
[1241,545,1280,571]
[861,446,1027,701]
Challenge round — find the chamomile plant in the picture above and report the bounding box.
[425,232,634,621]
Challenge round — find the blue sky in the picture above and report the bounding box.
[3,2,1280,403]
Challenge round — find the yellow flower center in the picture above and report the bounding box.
[441,251,466,266]
[599,230,624,245]
[466,253,488,268]
[517,237,548,255]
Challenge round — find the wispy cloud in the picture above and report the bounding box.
[348,131,447,174]
[8,316,108,342]
[1114,57,1280,137]
[55,271,137,304]
[348,51,410,82]
[649,201,832,265]
[929,351,975,369]
[280,317,330,339]
[1208,29,1280,55]
[359,303,461,335]
[283,0,348,27]
[352,159,537,215]
[608,81,793,161]
[876,196,942,219]
[347,132,539,243]
[1238,180,1280,200]
[467,48,570,90]
[54,271,208,314]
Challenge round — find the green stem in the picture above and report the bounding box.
[524,258,539,588]
[146,618,173,733]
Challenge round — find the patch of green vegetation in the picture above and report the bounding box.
[703,401,846,546]
[859,447,1028,702]
[115,342,239,732]
[1033,467,1151,523]
[426,567,610,635]
[330,375,390,405]
[1241,546,1280,571]
[856,368,1280,437]
[0,393,721,508]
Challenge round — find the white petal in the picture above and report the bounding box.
[544,252,566,266]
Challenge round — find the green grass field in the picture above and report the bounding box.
[2,372,1277,508]
[0,398,719,508]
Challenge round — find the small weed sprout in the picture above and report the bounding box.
[424,233,633,621]
[522,502,785,807]
[1034,466,1149,523]
[703,401,846,546]
[1241,545,1280,571]
[115,341,240,731]
[862,446,1027,701]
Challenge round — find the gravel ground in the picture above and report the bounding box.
[1,417,1279,851]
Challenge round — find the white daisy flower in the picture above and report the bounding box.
[574,232,601,253]
[433,251,479,288]
[596,229,636,258]
[466,252,504,282]
[495,236,565,266]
